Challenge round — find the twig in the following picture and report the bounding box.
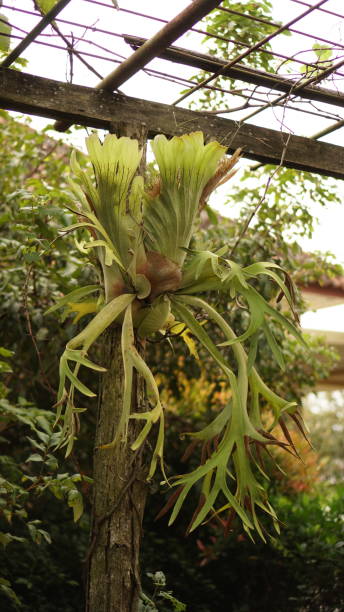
[229,133,291,258]
[50,19,103,80]
[24,142,60,180]
[23,265,56,396]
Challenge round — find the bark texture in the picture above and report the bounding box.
[86,122,148,612]
[86,327,148,612]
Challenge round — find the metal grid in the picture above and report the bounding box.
[0,0,343,148]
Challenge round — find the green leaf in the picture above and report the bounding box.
[247,332,259,373]
[313,43,332,63]
[70,133,143,270]
[55,294,135,454]
[82,239,118,266]
[67,489,83,522]
[101,302,165,480]
[137,296,171,337]
[64,349,107,372]
[67,293,135,352]
[264,299,306,347]
[35,0,58,14]
[26,453,43,462]
[26,437,45,452]
[0,532,26,548]
[36,430,50,444]
[134,273,151,299]
[219,289,265,346]
[45,285,100,315]
[0,360,12,373]
[0,577,22,605]
[0,13,11,53]
[38,529,52,544]
[0,347,13,358]
[204,204,218,225]
[171,299,234,383]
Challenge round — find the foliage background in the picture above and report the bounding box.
[0,2,344,607]
[0,108,343,611]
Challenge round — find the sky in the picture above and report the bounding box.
[2,0,344,331]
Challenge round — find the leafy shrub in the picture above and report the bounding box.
[142,484,344,612]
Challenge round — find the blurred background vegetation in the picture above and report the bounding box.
[0,106,343,612]
[1,3,344,608]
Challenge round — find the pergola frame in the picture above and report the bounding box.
[0,0,343,179]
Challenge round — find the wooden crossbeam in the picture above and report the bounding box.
[125,36,344,109]
[0,68,343,179]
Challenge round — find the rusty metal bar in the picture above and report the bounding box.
[95,0,223,91]
[240,54,344,124]
[311,119,344,140]
[12,31,338,122]
[218,5,344,51]
[1,32,121,68]
[101,2,340,72]
[53,0,223,131]
[289,0,343,20]
[143,65,344,122]
[2,6,104,79]
[118,6,343,78]
[172,0,330,105]
[1,5,124,41]
[4,3,336,74]
[1,0,72,68]
[115,4,342,74]
[125,36,344,109]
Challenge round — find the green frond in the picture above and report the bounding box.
[50,129,308,539]
[85,133,142,215]
[45,285,100,315]
[55,294,135,454]
[137,296,171,337]
[144,132,227,266]
[69,134,144,280]
[180,248,226,292]
[100,302,165,479]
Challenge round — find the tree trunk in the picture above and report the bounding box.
[86,123,148,612]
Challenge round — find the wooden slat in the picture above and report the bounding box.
[1,68,343,179]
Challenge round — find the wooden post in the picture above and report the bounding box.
[86,123,148,612]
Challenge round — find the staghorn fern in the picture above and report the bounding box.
[47,131,308,539]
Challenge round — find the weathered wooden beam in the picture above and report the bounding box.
[125,36,344,109]
[1,68,343,179]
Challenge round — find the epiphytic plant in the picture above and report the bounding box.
[48,131,308,539]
